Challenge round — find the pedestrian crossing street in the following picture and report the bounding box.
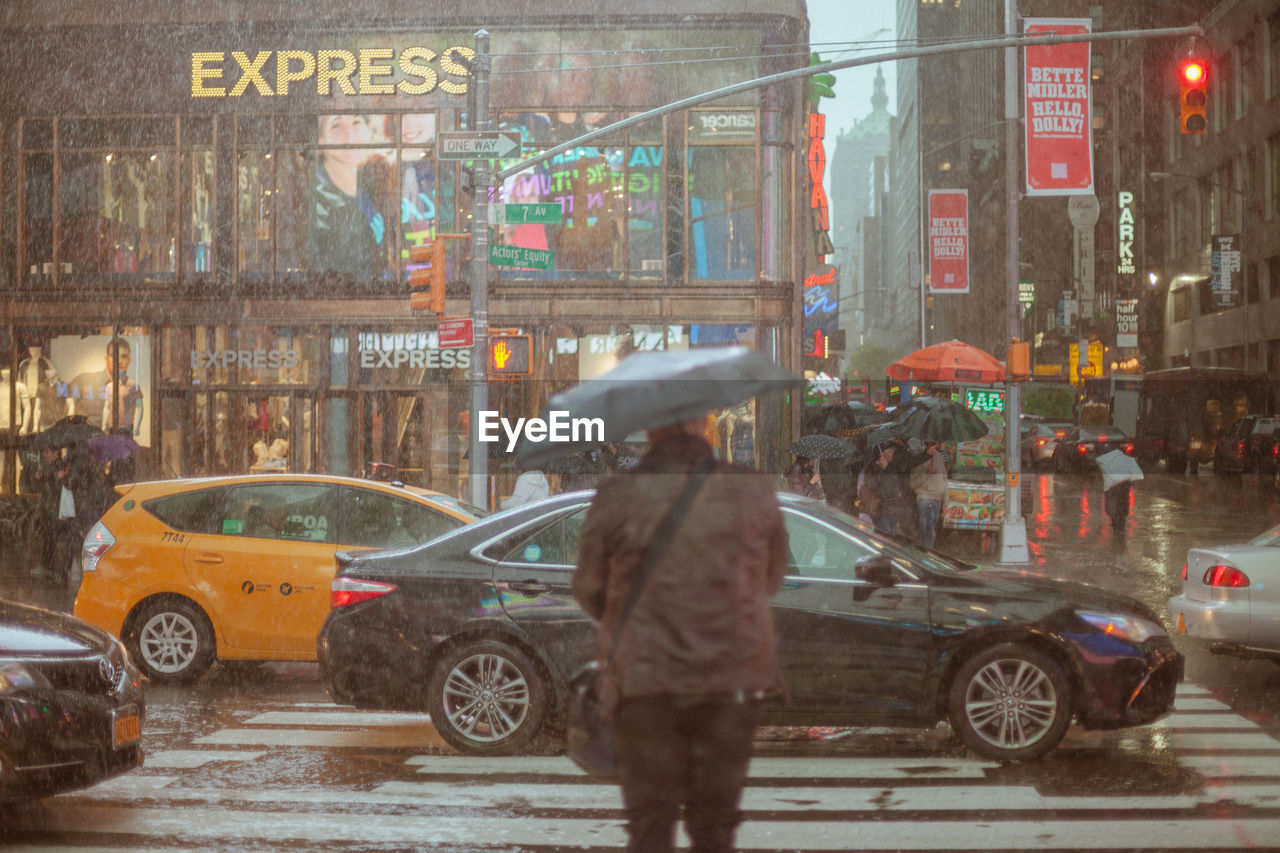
[6,682,1280,851]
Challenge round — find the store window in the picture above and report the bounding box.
[688,109,757,282]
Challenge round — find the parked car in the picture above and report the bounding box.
[1,599,144,801]
[73,474,484,685]
[1051,425,1134,474]
[1020,422,1074,471]
[1169,523,1280,664]
[319,492,1182,763]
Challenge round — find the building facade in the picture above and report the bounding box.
[0,1,809,499]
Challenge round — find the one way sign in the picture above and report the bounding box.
[437,131,521,160]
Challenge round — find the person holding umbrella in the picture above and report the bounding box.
[783,455,824,500]
[909,441,949,548]
[574,415,788,853]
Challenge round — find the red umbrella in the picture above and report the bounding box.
[886,340,1006,384]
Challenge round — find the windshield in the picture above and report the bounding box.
[796,497,979,575]
[1248,524,1280,547]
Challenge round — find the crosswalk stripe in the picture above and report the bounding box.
[10,804,1280,850]
[194,726,446,749]
[244,710,435,727]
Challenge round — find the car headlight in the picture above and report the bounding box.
[1078,611,1166,644]
[0,661,53,695]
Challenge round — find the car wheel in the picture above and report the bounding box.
[129,598,216,685]
[948,643,1071,762]
[428,639,548,755]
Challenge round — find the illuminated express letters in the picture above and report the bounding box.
[191,46,474,98]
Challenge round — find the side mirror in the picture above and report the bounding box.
[855,556,897,587]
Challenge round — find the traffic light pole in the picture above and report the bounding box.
[467,29,491,510]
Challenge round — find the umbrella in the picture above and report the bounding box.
[30,416,104,449]
[869,395,989,445]
[789,434,858,459]
[887,339,1006,384]
[515,347,802,468]
[1097,449,1145,491]
[86,433,140,463]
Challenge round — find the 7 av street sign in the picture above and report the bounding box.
[438,131,521,160]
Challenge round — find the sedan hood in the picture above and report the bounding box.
[966,565,1160,622]
[0,599,112,657]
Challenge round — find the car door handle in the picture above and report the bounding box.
[508,581,551,595]
[191,552,224,565]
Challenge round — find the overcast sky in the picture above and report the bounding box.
[805,0,899,139]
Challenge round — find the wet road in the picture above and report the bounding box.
[3,470,1280,850]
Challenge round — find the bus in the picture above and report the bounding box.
[1135,368,1276,474]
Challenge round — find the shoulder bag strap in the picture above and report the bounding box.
[605,454,716,663]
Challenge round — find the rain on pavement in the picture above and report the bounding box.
[3,470,1280,850]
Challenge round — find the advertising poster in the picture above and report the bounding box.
[928,190,969,294]
[1024,18,1094,196]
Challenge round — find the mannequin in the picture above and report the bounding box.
[102,339,144,436]
[1,367,23,487]
[18,345,59,434]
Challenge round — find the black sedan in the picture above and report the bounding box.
[1051,425,1135,474]
[318,493,1182,763]
[1,599,144,800]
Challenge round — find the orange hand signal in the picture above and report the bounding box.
[493,340,511,369]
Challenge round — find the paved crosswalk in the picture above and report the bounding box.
[5,683,1280,851]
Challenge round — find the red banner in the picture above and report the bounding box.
[928,190,969,294]
[1024,18,1093,196]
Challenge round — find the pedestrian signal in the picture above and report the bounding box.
[489,335,531,376]
[1178,59,1208,135]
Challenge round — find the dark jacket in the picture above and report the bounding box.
[573,433,788,710]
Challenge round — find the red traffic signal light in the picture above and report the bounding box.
[489,335,531,376]
[1178,58,1208,135]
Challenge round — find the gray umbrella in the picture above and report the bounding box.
[515,347,802,468]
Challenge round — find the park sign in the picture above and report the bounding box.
[438,131,520,160]
[489,243,554,270]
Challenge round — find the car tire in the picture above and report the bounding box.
[129,598,216,685]
[428,638,548,755]
[947,643,1072,762]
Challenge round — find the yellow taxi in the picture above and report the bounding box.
[73,474,484,684]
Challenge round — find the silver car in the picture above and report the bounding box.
[1169,523,1280,663]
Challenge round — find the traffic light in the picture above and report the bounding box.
[1008,338,1031,380]
[408,240,446,314]
[408,233,469,314]
[489,335,531,376]
[1178,58,1208,135]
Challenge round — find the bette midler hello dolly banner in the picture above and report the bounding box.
[928,189,969,295]
[1024,18,1094,196]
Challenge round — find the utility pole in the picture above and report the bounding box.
[1000,0,1029,563]
[467,29,491,510]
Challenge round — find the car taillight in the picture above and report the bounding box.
[1203,564,1249,588]
[1097,434,1108,443]
[1077,444,1089,454]
[1034,438,1047,448]
[330,577,397,608]
[1180,562,1187,581]
[1237,440,1247,453]
[1273,444,1279,459]
[1124,442,1135,454]
[1055,429,1067,439]
[81,522,115,573]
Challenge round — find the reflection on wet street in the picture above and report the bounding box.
[2,472,1279,850]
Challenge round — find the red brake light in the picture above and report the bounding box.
[1180,562,1187,581]
[330,577,398,608]
[1035,438,1047,448]
[1055,429,1067,439]
[1097,434,1108,443]
[1077,444,1088,454]
[1203,564,1249,588]
[1124,442,1135,454]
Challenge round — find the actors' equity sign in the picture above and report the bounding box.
[928,190,969,294]
[1024,18,1094,196]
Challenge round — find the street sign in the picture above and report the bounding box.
[438,317,473,349]
[437,131,521,160]
[489,243,554,270]
[493,203,563,225]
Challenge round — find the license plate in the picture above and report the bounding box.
[113,711,141,748]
